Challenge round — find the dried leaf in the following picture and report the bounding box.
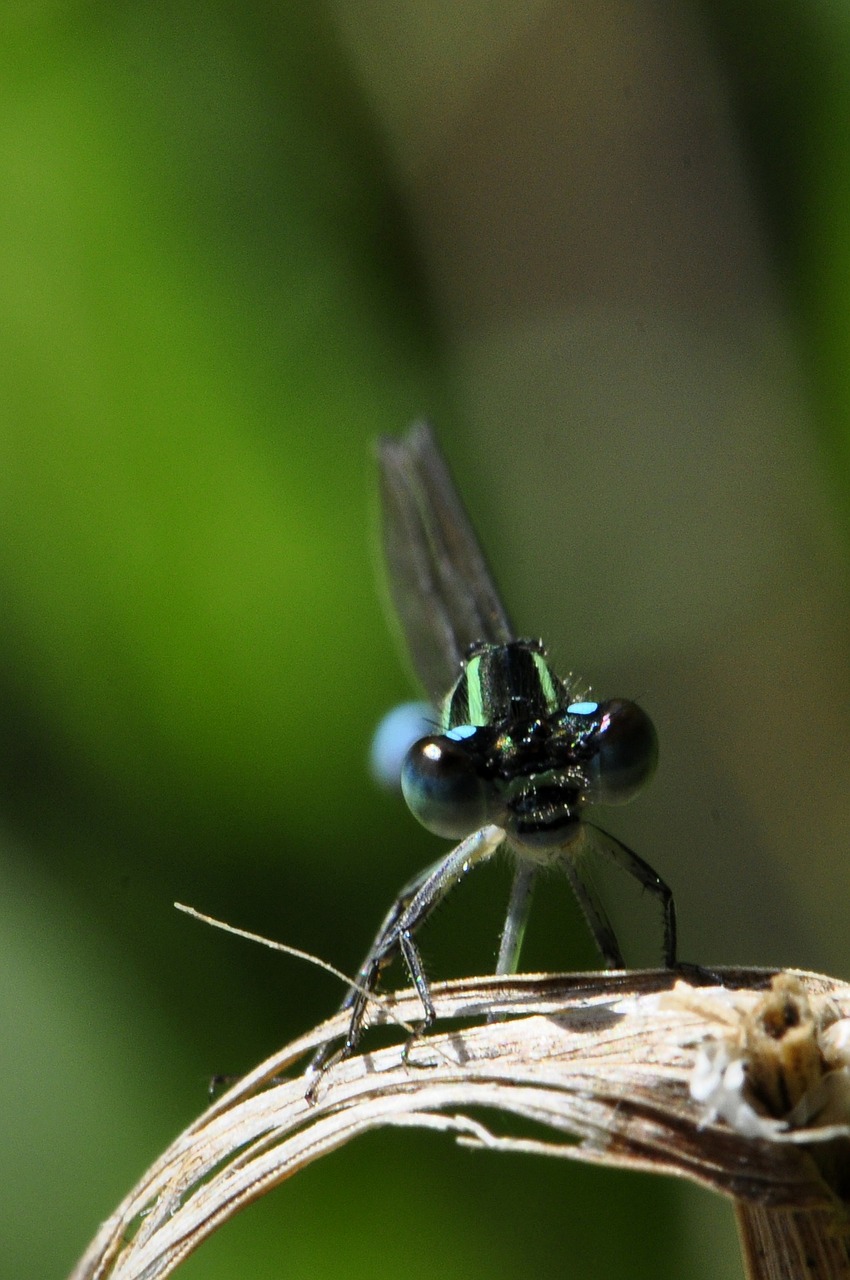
[68,968,850,1280]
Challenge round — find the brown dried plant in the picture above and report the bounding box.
[68,956,850,1280]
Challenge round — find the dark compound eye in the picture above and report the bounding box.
[579,698,659,805]
[401,727,491,840]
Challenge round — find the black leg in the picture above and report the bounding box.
[309,824,506,1078]
[586,822,677,968]
[560,849,625,968]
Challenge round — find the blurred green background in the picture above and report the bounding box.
[3,3,850,1278]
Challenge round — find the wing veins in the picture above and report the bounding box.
[378,422,514,700]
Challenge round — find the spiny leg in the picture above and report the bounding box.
[351,823,505,1044]
[310,823,506,1077]
[560,846,625,969]
[309,874,432,1078]
[586,821,677,968]
[335,857,440,1018]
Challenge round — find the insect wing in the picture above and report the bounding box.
[378,422,514,702]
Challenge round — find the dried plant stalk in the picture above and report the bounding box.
[68,968,850,1280]
[735,1205,850,1280]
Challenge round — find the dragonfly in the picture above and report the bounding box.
[311,421,676,1075]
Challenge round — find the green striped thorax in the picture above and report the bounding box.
[442,639,566,730]
[401,639,658,849]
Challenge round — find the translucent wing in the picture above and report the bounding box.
[378,422,514,701]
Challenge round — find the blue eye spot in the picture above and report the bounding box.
[445,723,478,742]
[567,700,598,716]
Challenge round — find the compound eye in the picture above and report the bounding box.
[584,699,658,805]
[401,730,490,840]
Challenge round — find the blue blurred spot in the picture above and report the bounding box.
[369,701,435,791]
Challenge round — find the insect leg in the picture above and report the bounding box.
[586,822,677,968]
[310,823,506,1076]
[560,847,626,969]
[495,861,537,976]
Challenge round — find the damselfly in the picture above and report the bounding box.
[311,422,676,1074]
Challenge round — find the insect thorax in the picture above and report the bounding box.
[441,640,568,730]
